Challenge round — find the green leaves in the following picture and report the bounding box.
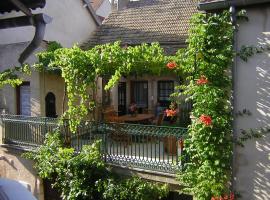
[34,41,177,132]
[24,132,168,200]
[99,177,168,200]
[177,11,234,199]
[0,64,31,88]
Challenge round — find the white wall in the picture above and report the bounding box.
[0,0,98,47]
[0,42,45,116]
[96,0,112,18]
[235,7,270,200]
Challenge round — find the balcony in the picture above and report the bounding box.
[0,114,187,174]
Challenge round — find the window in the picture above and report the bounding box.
[16,82,31,116]
[157,81,174,107]
[131,81,148,108]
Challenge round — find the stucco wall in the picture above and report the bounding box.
[0,147,44,200]
[0,42,67,117]
[40,73,66,117]
[0,0,97,47]
[235,7,270,200]
[0,42,44,116]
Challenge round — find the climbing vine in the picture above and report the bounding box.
[0,9,248,200]
[32,11,235,199]
[0,64,30,88]
[34,42,176,131]
[176,11,234,199]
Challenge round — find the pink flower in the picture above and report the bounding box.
[166,62,177,69]
[196,75,208,85]
[199,114,212,126]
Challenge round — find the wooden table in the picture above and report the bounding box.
[117,114,155,123]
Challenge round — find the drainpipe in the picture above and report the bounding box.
[18,14,52,64]
[230,4,237,193]
[0,14,52,64]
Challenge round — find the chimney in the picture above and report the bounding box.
[111,0,115,11]
[117,0,129,11]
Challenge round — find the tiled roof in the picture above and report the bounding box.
[81,0,198,54]
[200,0,216,2]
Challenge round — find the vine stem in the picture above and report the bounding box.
[62,83,66,115]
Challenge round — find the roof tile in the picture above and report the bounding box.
[82,0,198,53]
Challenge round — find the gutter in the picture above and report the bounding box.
[82,0,101,26]
[198,0,270,11]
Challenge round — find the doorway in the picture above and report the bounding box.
[118,82,126,116]
[16,82,30,116]
[45,92,57,118]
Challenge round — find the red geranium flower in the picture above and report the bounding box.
[230,192,234,200]
[166,62,177,69]
[196,75,208,85]
[211,193,234,200]
[199,114,212,126]
[165,109,177,117]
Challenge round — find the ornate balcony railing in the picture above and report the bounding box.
[0,114,188,174]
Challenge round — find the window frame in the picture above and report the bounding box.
[157,80,174,107]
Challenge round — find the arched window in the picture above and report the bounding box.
[45,92,57,118]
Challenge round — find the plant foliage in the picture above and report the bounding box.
[176,11,234,199]
[34,42,176,131]
[24,132,168,200]
[4,10,239,200]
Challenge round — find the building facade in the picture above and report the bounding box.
[199,1,270,199]
[0,0,100,118]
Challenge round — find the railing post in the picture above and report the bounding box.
[44,117,48,135]
[0,115,3,145]
[100,123,107,163]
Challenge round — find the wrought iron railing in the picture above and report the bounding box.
[1,114,58,147]
[0,114,188,173]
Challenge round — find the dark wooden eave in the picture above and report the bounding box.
[0,0,45,14]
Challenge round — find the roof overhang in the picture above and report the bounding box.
[198,0,270,11]
[0,0,45,14]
